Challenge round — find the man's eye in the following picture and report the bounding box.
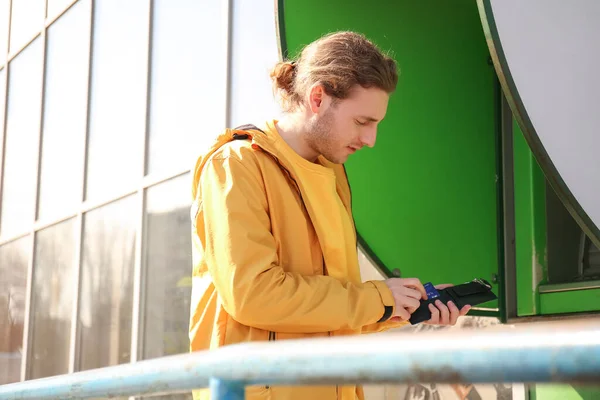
[355,120,367,126]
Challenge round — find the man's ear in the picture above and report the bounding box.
[307,83,327,114]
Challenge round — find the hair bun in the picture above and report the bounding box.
[270,61,296,94]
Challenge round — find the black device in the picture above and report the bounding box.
[409,278,497,325]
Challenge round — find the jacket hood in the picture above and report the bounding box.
[191,124,271,200]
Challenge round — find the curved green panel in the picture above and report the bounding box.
[281,0,500,310]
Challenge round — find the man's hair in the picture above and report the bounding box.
[270,31,399,112]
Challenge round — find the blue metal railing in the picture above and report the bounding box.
[1,320,599,399]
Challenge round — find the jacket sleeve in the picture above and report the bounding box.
[196,154,395,333]
[361,318,409,334]
[360,280,409,333]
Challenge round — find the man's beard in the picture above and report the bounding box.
[305,108,343,164]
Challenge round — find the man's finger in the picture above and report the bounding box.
[396,306,410,321]
[434,283,454,290]
[436,300,450,324]
[448,300,459,313]
[405,297,420,311]
[428,303,439,324]
[400,286,423,301]
[403,278,427,300]
[460,305,471,316]
[448,301,460,325]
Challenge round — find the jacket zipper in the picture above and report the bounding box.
[342,165,358,248]
[268,153,303,196]
[265,331,276,390]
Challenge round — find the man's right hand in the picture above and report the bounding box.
[383,278,427,321]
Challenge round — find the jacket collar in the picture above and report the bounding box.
[192,120,352,212]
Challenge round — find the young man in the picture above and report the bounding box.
[189,31,470,400]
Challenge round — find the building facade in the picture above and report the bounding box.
[0,0,281,395]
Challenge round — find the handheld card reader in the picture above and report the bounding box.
[409,278,497,325]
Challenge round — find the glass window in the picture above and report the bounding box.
[0,0,10,64]
[1,39,43,238]
[0,236,30,384]
[77,196,136,371]
[141,175,191,361]
[38,0,91,221]
[46,0,75,21]
[85,0,149,201]
[0,68,5,206]
[0,67,6,137]
[147,0,225,175]
[9,0,45,53]
[29,219,76,379]
[229,0,281,127]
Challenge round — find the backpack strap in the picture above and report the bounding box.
[232,124,265,140]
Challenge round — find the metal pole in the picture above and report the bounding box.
[0,320,599,399]
[210,378,245,400]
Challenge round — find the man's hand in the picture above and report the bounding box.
[384,278,427,322]
[424,283,471,326]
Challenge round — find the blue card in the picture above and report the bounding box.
[424,282,440,299]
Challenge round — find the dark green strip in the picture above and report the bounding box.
[275,0,289,60]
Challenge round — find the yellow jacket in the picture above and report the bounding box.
[190,120,406,400]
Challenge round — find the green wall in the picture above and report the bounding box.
[532,384,600,400]
[539,289,600,314]
[283,0,500,309]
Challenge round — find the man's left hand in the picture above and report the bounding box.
[424,284,471,326]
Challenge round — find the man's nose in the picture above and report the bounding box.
[360,128,377,148]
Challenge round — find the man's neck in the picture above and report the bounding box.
[275,115,319,162]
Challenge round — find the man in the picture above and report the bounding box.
[189,31,471,400]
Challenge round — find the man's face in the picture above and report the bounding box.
[305,85,390,164]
